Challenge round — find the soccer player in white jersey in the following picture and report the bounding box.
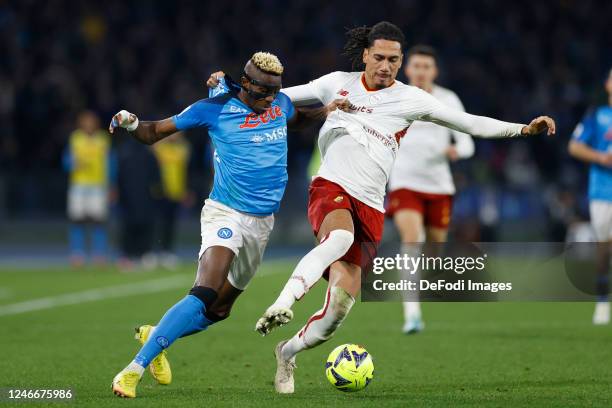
[209,22,555,394]
[386,45,474,334]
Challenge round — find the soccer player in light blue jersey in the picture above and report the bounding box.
[569,68,612,325]
[107,52,348,398]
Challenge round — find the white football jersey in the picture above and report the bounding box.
[388,85,474,195]
[283,71,524,212]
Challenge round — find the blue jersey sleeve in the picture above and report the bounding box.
[173,99,220,130]
[572,109,597,146]
[278,92,296,121]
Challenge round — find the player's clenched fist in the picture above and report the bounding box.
[109,110,139,133]
[521,115,556,136]
[206,71,226,88]
[327,98,350,114]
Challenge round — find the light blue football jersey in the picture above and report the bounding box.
[173,78,295,215]
[573,106,612,201]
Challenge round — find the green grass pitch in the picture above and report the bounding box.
[1,260,611,407]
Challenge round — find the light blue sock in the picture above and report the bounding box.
[91,225,108,258]
[69,224,85,257]
[133,295,212,368]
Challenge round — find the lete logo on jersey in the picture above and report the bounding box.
[239,106,284,129]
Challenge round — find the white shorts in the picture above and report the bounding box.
[199,199,274,290]
[67,185,109,221]
[590,200,612,241]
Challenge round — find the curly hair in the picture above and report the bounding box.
[250,51,284,75]
[342,21,406,71]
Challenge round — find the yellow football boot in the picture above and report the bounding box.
[111,369,141,398]
[135,325,172,385]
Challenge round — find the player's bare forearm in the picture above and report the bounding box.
[110,111,178,145]
[287,99,350,130]
[130,120,177,145]
[568,140,612,166]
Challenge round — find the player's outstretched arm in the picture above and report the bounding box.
[423,104,555,139]
[109,110,178,145]
[287,99,350,130]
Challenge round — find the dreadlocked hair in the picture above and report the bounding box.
[342,21,406,71]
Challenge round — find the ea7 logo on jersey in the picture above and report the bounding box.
[230,105,249,114]
[240,106,284,129]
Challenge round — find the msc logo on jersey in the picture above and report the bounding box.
[250,127,287,144]
[239,106,284,129]
[217,227,233,239]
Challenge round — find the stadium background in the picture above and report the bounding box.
[2,2,612,407]
[1,0,611,260]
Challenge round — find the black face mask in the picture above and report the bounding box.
[242,71,281,100]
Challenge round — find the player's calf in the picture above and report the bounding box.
[274,229,354,309]
[256,229,354,337]
[281,286,355,361]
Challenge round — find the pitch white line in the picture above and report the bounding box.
[0,258,296,317]
[0,275,189,317]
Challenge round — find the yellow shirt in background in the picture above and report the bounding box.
[69,130,111,186]
[154,140,191,202]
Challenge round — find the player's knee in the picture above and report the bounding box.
[326,229,354,254]
[205,305,231,323]
[189,286,218,309]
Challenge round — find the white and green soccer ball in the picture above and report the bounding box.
[325,344,374,392]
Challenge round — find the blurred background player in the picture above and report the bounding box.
[568,67,612,325]
[386,45,474,334]
[153,132,194,269]
[63,110,115,266]
[116,136,161,270]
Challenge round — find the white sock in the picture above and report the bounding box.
[125,361,145,376]
[403,301,422,321]
[273,230,354,309]
[281,286,355,361]
[400,242,423,319]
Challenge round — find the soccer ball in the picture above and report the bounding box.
[325,344,374,392]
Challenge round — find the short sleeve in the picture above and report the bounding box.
[572,110,596,146]
[172,99,218,130]
[277,93,295,121]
